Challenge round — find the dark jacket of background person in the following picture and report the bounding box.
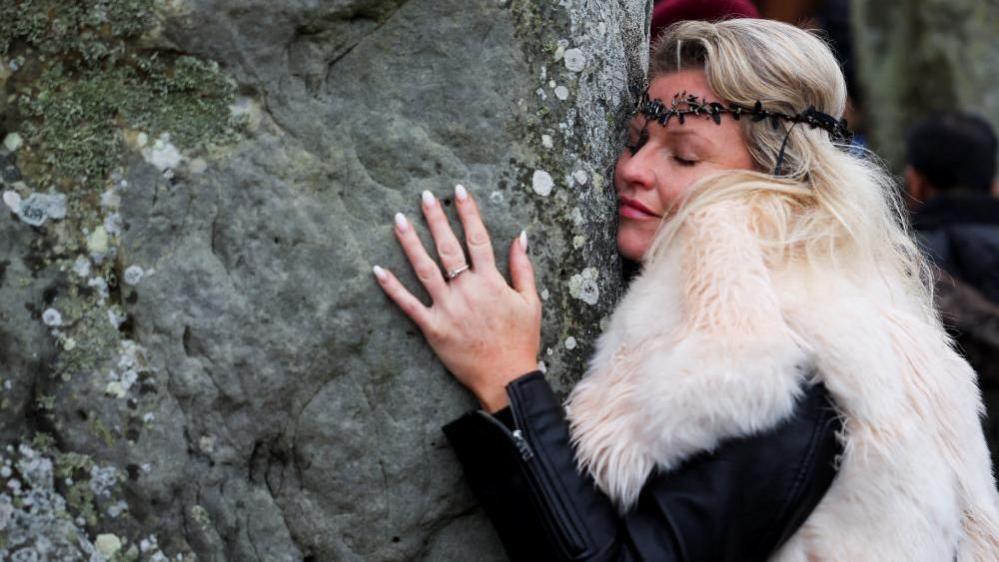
[906,110,999,457]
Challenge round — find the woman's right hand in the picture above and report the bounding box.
[372,184,542,412]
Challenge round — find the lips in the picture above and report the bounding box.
[619,196,660,218]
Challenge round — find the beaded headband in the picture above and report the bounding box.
[634,89,853,141]
[632,88,854,175]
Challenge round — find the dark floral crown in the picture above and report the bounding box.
[634,89,854,143]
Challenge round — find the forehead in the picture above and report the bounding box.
[647,69,716,101]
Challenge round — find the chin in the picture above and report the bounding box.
[616,231,648,262]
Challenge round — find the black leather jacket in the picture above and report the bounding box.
[443,371,842,562]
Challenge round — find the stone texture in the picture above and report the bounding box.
[852,0,999,171]
[0,0,648,560]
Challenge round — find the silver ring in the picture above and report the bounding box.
[447,264,470,280]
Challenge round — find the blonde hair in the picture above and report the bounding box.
[645,19,934,315]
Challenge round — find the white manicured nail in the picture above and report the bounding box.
[394,212,408,232]
[455,184,468,201]
[372,265,387,281]
[422,190,435,207]
[520,229,528,251]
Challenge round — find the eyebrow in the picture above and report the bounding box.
[631,119,716,149]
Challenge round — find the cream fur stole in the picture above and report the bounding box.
[564,200,999,561]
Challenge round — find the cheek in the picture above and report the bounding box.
[655,168,698,208]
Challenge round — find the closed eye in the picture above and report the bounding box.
[674,156,698,166]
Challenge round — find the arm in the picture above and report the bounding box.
[443,372,842,562]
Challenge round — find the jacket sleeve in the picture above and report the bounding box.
[442,371,842,562]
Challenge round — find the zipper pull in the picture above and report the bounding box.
[511,429,534,461]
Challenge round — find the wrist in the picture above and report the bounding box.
[477,388,510,414]
[475,364,539,413]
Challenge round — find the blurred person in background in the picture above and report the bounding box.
[906,110,999,458]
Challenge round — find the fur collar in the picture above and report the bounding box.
[564,199,999,560]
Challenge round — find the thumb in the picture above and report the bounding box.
[509,229,538,299]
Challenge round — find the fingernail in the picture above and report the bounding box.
[455,184,468,201]
[372,265,387,281]
[421,190,435,207]
[520,229,528,251]
[394,212,408,232]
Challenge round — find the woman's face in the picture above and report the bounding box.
[614,70,756,261]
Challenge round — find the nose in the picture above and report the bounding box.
[615,147,657,192]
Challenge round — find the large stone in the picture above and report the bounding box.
[0,1,647,560]
[852,0,999,171]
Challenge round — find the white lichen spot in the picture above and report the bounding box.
[72,255,92,277]
[105,381,126,399]
[100,188,121,209]
[95,533,122,556]
[63,338,76,351]
[136,132,149,147]
[532,170,554,197]
[3,132,22,152]
[191,504,212,530]
[563,48,586,72]
[108,307,126,329]
[229,96,263,131]
[541,288,550,301]
[141,133,182,171]
[142,412,155,423]
[573,170,588,185]
[2,190,20,212]
[537,360,547,374]
[89,465,118,498]
[547,80,556,88]
[541,134,553,149]
[570,207,584,225]
[539,65,546,80]
[0,466,10,478]
[554,85,569,101]
[123,265,145,286]
[600,315,610,331]
[89,276,110,302]
[189,158,208,174]
[87,225,109,256]
[592,174,605,189]
[568,267,600,305]
[565,336,577,350]
[104,212,123,236]
[553,45,566,61]
[535,87,547,101]
[199,435,216,453]
[10,191,67,226]
[546,347,554,356]
[107,500,128,518]
[489,191,504,205]
[572,235,585,249]
[42,308,62,327]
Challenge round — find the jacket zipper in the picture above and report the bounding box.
[477,412,587,558]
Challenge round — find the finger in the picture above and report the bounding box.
[509,229,538,300]
[420,190,469,275]
[372,265,435,330]
[393,212,448,300]
[453,184,496,269]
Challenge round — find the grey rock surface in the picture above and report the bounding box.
[852,0,999,171]
[0,0,648,560]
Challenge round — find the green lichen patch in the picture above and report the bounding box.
[2,0,239,192]
[11,53,238,191]
[0,0,153,62]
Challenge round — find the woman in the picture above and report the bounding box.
[373,18,999,561]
